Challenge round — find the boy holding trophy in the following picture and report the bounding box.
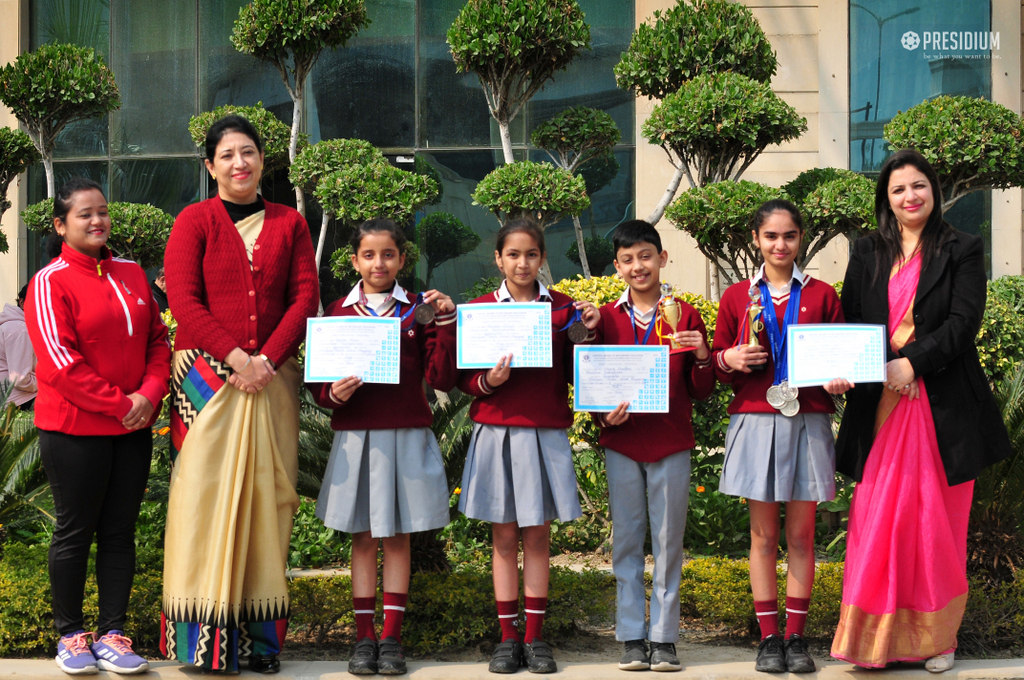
[592,220,715,671]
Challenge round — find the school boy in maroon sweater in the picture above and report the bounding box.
[592,220,715,671]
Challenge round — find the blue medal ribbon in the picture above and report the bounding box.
[758,279,802,386]
[364,293,421,325]
[628,305,656,346]
[552,301,584,333]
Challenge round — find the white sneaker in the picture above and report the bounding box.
[925,652,955,673]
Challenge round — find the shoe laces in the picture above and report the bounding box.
[61,632,94,656]
[99,632,135,655]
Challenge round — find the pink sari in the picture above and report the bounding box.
[831,254,974,667]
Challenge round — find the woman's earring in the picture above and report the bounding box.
[211,173,217,180]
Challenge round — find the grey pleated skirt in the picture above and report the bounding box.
[459,423,582,527]
[316,427,450,537]
[719,412,836,503]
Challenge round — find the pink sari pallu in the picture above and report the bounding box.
[831,254,973,667]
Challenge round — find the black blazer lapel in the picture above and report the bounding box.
[915,230,957,305]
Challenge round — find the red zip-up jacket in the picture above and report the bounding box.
[25,244,171,435]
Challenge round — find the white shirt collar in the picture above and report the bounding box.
[496,279,551,302]
[613,287,661,324]
[342,281,411,308]
[751,263,809,295]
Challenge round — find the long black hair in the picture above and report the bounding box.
[874,149,950,277]
[204,114,263,161]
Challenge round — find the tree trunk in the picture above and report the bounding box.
[43,156,55,199]
[537,262,554,288]
[572,215,591,278]
[314,210,331,272]
[645,166,685,227]
[290,94,305,217]
[498,119,515,166]
[708,260,721,302]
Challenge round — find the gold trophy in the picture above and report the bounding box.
[746,285,765,371]
[657,282,692,353]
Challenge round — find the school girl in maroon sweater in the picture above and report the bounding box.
[711,200,843,674]
[457,219,599,674]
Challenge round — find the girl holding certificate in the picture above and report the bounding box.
[458,218,600,674]
[828,149,1011,671]
[310,218,458,676]
[711,200,843,674]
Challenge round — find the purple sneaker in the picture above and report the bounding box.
[56,631,98,675]
[90,630,149,674]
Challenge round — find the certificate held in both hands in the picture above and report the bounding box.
[456,302,553,369]
[573,345,670,413]
[304,316,402,384]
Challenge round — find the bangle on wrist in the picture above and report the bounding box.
[239,355,251,373]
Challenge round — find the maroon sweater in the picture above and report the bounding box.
[712,276,843,414]
[593,297,716,462]
[458,289,583,429]
[311,295,458,430]
[164,196,319,366]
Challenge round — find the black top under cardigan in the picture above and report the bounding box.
[835,228,1012,486]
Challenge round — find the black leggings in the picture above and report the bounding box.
[39,428,152,636]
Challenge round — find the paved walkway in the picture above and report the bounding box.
[2,658,1022,679]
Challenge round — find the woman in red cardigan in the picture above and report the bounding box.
[160,115,319,674]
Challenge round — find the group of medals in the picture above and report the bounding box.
[740,282,802,417]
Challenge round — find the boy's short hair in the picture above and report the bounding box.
[612,219,662,256]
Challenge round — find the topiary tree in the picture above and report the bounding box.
[784,168,876,265]
[0,128,40,252]
[21,198,173,269]
[448,0,591,165]
[231,0,370,216]
[566,236,614,277]
[289,138,390,269]
[665,180,785,285]
[885,96,1024,210]
[615,0,779,226]
[0,43,120,198]
[418,212,481,286]
[532,106,620,277]
[415,156,444,206]
[188,102,306,176]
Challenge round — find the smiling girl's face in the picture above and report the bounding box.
[495,231,544,297]
[54,188,110,260]
[752,210,802,275]
[351,231,406,294]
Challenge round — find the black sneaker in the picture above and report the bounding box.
[618,639,650,671]
[649,642,681,672]
[523,640,557,674]
[784,634,815,673]
[348,637,378,675]
[248,654,281,674]
[377,637,407,675]
[489,639,523,673]
[755,634,787,673]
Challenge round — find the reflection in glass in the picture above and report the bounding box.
[110,0,197,155]
[111,159,201,219]
[31,0,109,52]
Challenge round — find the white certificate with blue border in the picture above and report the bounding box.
[304,316,402,384]
[786,324,887,388]
[573,345,669,413]
[457,302,552,369]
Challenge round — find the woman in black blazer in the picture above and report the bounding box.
[826,149,1011,672]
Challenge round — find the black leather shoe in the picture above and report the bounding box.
[489,639,524,673]
[248,654,281,674]
[523,640,557,674]
[348,637,378,675]
[784,634,816,673]
[377,636,407,675]
[755,634,787,673]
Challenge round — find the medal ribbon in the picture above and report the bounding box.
[628,305,657,346]
[758,279,802,386]
[365,293,421,325]
[552,302,584,333]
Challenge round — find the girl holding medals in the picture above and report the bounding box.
[310,218,458,675]
[458,218,600,674]
[711,200,843,674]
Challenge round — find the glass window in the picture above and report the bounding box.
[110,0,197,156]
[25,162,110,271]
[111,159,202,218]
[312,0,416,150]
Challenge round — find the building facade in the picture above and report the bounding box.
[1,0,1021,306]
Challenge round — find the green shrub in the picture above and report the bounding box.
[288,575,354,646]
[472,161,590,229]
[978,276,1024,386]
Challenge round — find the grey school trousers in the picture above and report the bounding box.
[605,448,691,643]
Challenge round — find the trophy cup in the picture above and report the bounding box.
[746,285,765,371]
[656,282,692,353]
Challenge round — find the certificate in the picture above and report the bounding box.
[786,324,887,388]
[304,316,402,384]
[457,302,553,369]
[573,345,670,413]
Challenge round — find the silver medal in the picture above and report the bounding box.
[780,399,800,417]
[779,380,799,402]
[766,385,786,409]
[414,304,436,324]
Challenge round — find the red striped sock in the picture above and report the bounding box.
[785,596,810,639]
[496,599,520,642]
[354,596,377,641]
[754,599,779,640]
[524,597,546,644]
[382,592,407,642]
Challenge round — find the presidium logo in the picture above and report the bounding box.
[901,30,1000,53]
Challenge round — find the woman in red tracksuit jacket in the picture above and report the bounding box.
[25,178,170,676]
